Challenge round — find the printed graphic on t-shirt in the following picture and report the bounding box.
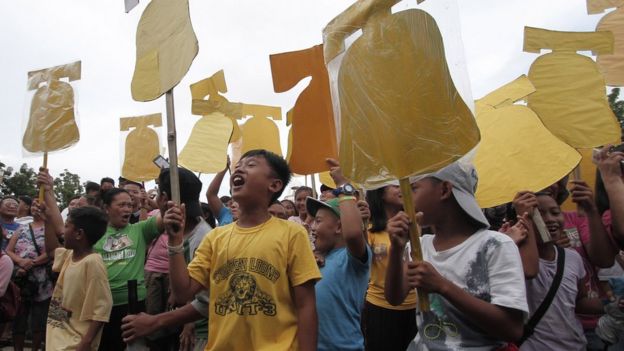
[213,258,278,317]
[372,243,388,262]
[47,296,72,328]
[101,233,136,261]
[565,227,582,248]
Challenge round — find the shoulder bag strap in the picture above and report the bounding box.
[28,224,42,256]
[518,245,565,345]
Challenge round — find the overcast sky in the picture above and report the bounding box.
[0,0,606,198]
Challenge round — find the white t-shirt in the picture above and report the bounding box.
[520,247,586,351]
[409,230,529,351]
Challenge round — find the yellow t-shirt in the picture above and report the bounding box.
[188,216,321,351]
[366,230,417,310]
[46,248,113,350]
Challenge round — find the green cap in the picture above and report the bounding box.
[306,197,340,218]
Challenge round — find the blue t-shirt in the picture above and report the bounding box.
[316,246,371,351]
[217,206,233,226]
[1,221,21,251]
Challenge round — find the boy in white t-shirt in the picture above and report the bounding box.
[37,168,113,351]
[385,162,529,350]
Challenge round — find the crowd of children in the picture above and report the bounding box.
[1,146,624,351]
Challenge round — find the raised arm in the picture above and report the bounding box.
[510,192,540,279]
[207,163,228,220]
[36,168,64,258]
[596,147,624,247]
[164,202,204,304]
[326,158,367,260]
[293,280,318,351]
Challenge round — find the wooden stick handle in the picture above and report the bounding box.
[532,208,552,243]
[165,90,181,204]
[399,178,430,312]
[38,152,48,203]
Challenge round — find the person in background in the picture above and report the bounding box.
[6,198,55,351]
[219,195,232,208]
[200,202,217,228]
[0,197,21,250]
[100,177,115,192]
[206,162,234,226]
[94,188,165,351]
[85,181,100,198]
[269,201,289,220]
[289,186,314,228]
[361,184,417,351]
[281,199,297,218]
[319,184,336,201]
[124,181,149,224]
[16,195,33,225]
[307,158,371,351]
[61,195,82,222]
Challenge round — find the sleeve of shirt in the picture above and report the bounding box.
[287,225,322,287]
[52,247,69,273]
[79,257,113,322]
[191,291,210,318]
[487,238,529,316]
[188,231,214,290]
[217,207,233,226]
[139,216,160,243]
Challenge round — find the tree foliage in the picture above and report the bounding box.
[608,87,624,140]
[54,169,83,209]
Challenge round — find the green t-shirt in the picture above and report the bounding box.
[94,216,160,305]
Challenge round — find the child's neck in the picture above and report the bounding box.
[299,212,307,221]
[432,212,481,251]
[72,246,94,261]
[538,242,556,261]
[237,204,271,228]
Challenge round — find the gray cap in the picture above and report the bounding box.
[430,162,490,229]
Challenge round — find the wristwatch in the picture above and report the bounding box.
[333,183,356,196]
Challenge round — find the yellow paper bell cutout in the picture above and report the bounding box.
[239,105,283,156]
[23,61,81,153]
[474,76,582,208]
[285,109,294,163]
[131,0,198,101]
[524,27,620,148]
[179,113,234,174]
[323,0,480,188]
[588,0,624,86]
[120,113,162,182]
[318,172,337,189]
[270,44,338,175]
[190,70,243,142]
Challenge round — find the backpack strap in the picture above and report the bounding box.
[518,245,565,345]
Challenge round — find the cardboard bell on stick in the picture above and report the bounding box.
[131,0,198,101]
[179,70,241,174]
[323,0,480,311]
[120,113,163,182]
[587,0,624,86]
[24,61,81,154]
[239,105,283,156]
[524,27,620,147]
[474,75,582,209]
[270,44,338,175]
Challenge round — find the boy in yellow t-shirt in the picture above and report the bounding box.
[36,168,113,351]
[165,149,321,351]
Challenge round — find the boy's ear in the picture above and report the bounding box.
[268,178,284,197]
[76,228,85,240]
[440,181,454,200]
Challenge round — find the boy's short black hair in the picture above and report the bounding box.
[241,149,291,203]
[100,177,115,186]
[18,195,33,207]
[68,206,108,246]
[85,181,100,193]
[103,188,130,206]
[220,196,232,204]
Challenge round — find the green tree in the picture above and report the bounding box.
[0,163,37,197]
[54,169,83,209]
[608,87,624,140]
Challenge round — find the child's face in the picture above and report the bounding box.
[382,185,402,208]
[231,156,281,206]
[536,195,565,242]
[63,218,81,250]
[311,208,340,254]
[281,200,296,217]
[295,190,312,216]
[410,178,442,226]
